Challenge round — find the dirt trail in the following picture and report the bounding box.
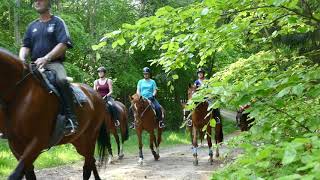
[35,131,241,180]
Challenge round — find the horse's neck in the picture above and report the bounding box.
[0,49,24,97]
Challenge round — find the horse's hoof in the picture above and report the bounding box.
[215,153,220,158]
[154,154,160,161]
[138,158,143,165]
[118,154,124,160]
[208,158,214,165]
[107,157,113,164]
[193,159,198,166]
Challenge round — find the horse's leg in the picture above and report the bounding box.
[24,165,36,180]
[207,126,213,165]
[192,125,198,166]
[156,128,162,157]
[73,141,101,180]
[119,114,128,160]
[113,132,121,161]
[137,129,143,165]
[215,119,223,158]
[8,139,42,180]
[149,130,159,160]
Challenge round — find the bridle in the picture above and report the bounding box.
[132,97,152,119]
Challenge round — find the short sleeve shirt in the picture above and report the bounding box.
[137,79,157,99]
[194,79,203,88]
[22,15,73,62]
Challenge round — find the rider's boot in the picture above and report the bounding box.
[156,109,165,128]
[57,79,79,135]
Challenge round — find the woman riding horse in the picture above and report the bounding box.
[132,67,165,128]
[189,68,223,166]
[94,66,120,127]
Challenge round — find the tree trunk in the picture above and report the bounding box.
[14,0,21,46]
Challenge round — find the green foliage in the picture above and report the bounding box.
[102,0,320,178]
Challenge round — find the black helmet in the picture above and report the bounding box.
[143,67,151,74]
[97,66,106,73]
[197,68,205,74]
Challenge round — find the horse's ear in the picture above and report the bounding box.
[129,95,133,101]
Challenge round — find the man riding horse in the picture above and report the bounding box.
[19,0,78,135]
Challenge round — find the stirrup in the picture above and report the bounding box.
[187,119,192,127]
[159,121,165,128]
[0,133,7,139]
[64,118,77,136]
[129,122,135,129]
[115,120,120,127]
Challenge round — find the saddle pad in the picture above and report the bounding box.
[71,86,88,104]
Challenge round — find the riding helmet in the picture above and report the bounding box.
[97,66,106,73]
[143,67,151,74]
[197,68,205,74]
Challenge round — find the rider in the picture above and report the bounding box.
[194,68,206,88]
[19,0,78,135]
[136,67,165,128]
[93,67,120,127]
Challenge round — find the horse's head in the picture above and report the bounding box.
[187,83,197,100]
[130,94,150,117]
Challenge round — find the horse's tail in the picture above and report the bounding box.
[97,121,111,165]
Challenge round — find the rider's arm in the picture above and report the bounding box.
[107,79,113,97]
[20,24,32,62]
[136,80,141,96]
[43,43,67,62]
[152,80,157,97]
[19,47,30,62]
[93,80,98,91]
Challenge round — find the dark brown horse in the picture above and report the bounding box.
[0,48,111,180]
[188,85,223,166]
[106,100,129,164]
[130,94,163,165]
[236,105,254,131]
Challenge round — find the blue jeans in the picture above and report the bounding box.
[148,97,162,121]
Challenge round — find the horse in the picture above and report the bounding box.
[130,94,163,165]
[236,105,254,131]
[106,100,129,164]
[0,48,111,180]
[181,100,205,147]
[187,85,223,166]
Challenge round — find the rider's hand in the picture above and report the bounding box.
[34,56,49,69]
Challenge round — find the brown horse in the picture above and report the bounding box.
[236,105,254,131]
[188,85,223,166]
[181,101,205,147]
[130,94,163,165]
[106,100,129,163]
[0,48,111,180]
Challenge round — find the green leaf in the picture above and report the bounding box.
[282,146,297,165]
[172,74,179,80]
[202,124,208,132]
[209,119,216,127]
[291,84,304,96]
[201,7,209,16]
[277,87,291,98]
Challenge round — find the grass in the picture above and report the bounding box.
[0,118,237,177]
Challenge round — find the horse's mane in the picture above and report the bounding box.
[0,48,24,72]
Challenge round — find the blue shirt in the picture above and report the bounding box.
[137,79,157,99]
[22,16,73,62]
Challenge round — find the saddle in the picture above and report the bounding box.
[30,64,88,148]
